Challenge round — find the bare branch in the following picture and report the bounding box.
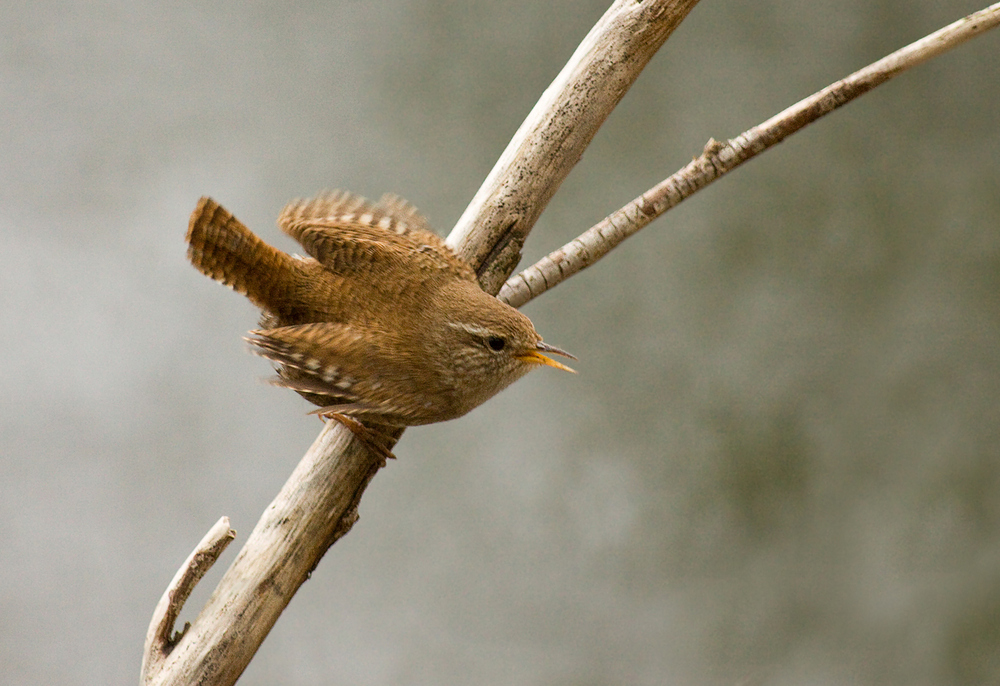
[145,5,703,681]
[143,2,1000,683]
[448,0,700,294]
[143,424,383,686]
[141,517,236,683]
[499,2,1000,309]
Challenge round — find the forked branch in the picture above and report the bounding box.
[141,518,236,680]
[448,0,700,295]
[141,1,698,684]
[499,2,1000,308]
[142,3,1000,683]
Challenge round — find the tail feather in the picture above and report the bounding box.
[186,197,304,313]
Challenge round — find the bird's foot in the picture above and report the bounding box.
[320,412,398,461]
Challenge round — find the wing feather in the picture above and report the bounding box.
[245,322,445,425]
[276,191,474,281]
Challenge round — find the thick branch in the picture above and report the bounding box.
[448,0,700,295]
[142,2,700,685]
[499,2,1000,308]
[143,424,382,686]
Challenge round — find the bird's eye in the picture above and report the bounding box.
[486,335,506,352]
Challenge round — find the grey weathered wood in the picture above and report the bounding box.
[499,2,1000,308]
[142,2,1000,684]
[140,2,700,684]
[142,426,380,686]
[448,0,700,295]
[142,517,235,681]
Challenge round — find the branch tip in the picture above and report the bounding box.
[141,516,236,683]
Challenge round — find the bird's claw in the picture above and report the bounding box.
[321,412,398,461]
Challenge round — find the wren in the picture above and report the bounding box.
[186,191,574,456]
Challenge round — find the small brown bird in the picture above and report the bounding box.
[186,191,574,456]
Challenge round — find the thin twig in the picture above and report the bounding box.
[141,517,236,682]
[499,2,1000,309]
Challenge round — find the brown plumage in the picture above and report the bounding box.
[186,191,574,445]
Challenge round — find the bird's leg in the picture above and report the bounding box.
[319,412,399,461]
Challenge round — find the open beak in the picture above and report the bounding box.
[516,341,577,373]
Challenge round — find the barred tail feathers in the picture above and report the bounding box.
[186,197,303,312]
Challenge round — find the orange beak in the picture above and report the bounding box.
[516,341,577,373]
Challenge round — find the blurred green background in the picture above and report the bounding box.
[2,1,999,684]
